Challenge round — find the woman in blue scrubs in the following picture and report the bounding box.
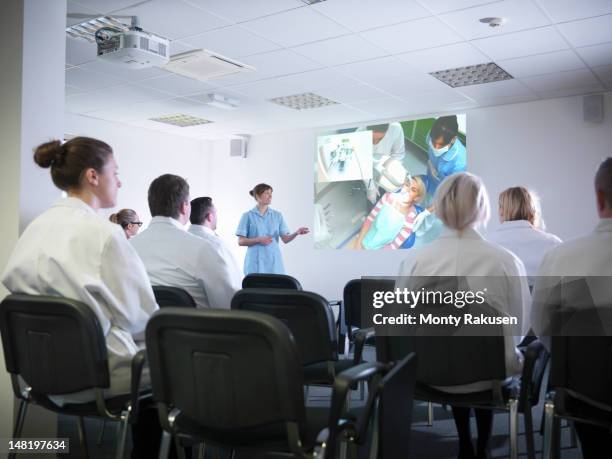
[236,183,309,275]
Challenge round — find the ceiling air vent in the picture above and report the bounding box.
[149,114,212,127]
[165,49,255,81]
[430,62,513,88]
[269,92,339,110]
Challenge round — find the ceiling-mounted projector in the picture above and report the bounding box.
[95,17,169,69]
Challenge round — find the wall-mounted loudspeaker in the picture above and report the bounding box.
[230,135,250,158]
[583,94,604,123]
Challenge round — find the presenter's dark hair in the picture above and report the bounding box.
[148,174,190,218]
[249,183,273,198]
[190,197,213,225]
[33,137,113,191]
[595,157,612,207]
[430,115,459,145]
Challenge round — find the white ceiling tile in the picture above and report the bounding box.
[169,40,200,56]
[398,88,473,107]
[312,0,430,32]
[334,56,416,84]
[498,49,586,78]
[575,42,612,67]
[470,94,539,107]
[345,97,416,118]
[275,68,361,91]
[88,97,210,122]
[375,73,452,96]
[315,84,393,103]
[455,79,533,102]
[530,85,604,99]
[397,42,489,73]
[180,25,281,58]
[360,17,462,54]
[65,84,82,96]
[423,0,502,15]
[592,64,612,87]
[137,74,217,96]
[439,0,551,40]
[241,8,350,47]
[65,67,126,91]
[291,34,388,66]
[66,0,103,26]
[520,68,602,92]
[66,83,172,113]
[472,27,568,61]
[557,14,612,48]
[213,49,322,86]
[227,79,307,101]
[70,0,143,15]
[184,0,301,23]
[78,58,170,81]
[537,0,612,23]
[66,37,97,66]
[115,0,231,40]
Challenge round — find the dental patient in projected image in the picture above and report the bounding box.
[355,174,426,250]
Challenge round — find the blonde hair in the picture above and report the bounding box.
[434,173,490,231]
[407,175,426,204]
[498,187,536,224]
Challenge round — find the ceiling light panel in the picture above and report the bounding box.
[430,62,513,88]
[66,16,129,42]
[268,92,339,110]
[149,114,213,127]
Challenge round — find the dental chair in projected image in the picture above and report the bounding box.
[231,288,370,400]
[376,301,549,459]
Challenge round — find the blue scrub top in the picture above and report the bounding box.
[426,135,467,196]
[236,207,290,275]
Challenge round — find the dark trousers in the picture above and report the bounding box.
[452,406,493,458]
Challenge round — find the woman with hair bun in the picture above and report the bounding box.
[109,208,143,238]
[2,137,160,458]
[236,183,309,275]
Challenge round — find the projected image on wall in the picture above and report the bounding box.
[314,114,467,250]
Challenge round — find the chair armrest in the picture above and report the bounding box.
[129,349,147,423]
[353,327,375,365]
[326,362,388,454]
[519,339,549,406]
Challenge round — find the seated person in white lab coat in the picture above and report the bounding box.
[532,158,612,457]
[188,196,242,286]
[131,174,240,309]
[397,172,530,459]
[2,137,160,458]
[488,187,561,286]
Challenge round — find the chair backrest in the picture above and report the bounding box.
[153,285,197,308]
[0,294,109,395]
[242,273,302,290]
[145,308,305,431]
[232,288,337,365]
[550,307,612,409]
[376,299,507,386]
[343,278,395,331]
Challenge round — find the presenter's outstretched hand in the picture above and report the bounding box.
[296,227,310,235]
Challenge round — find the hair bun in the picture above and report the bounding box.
[33,140,63,168]
[249,190,254,197]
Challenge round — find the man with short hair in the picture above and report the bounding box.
[131,174,239,309]
[532,157,612,457]
[188,196,242,286]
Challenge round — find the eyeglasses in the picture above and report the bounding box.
[130,222,143,227]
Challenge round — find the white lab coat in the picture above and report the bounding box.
[488,220,562,285]
[373,122,406,164]
[2,197,158,405]
[131,217,240,309]
[397,227,531,393]
[187,224,243,288]
[531,218,612,349]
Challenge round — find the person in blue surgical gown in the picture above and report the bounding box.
[426,115,467,198]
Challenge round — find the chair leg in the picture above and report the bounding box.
[542,399,555,459]
[427,402,434,427]
[508,398,518,459]
[174,435,187,459]
[523,406,535,459]
[96,419,106,445]
[9,400,28,459]
[159,431,172,459]
[77,416,90,459]
[115,411,129,459]
[304,385,310,403]
[569,421,578,449]
[359,380,365,401]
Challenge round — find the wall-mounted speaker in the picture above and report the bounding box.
[230,138,247,158]
[583,94,604,123]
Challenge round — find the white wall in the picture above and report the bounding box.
[65,113,212,225]
[209,93,612,300]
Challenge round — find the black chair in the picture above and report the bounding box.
[231,288,369,387]
[242,273,303,290]
[376,303,549,459]
[153,285,197,308]
[0,294,146,459]
[145,307,395,458]
[543,307,612,459]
